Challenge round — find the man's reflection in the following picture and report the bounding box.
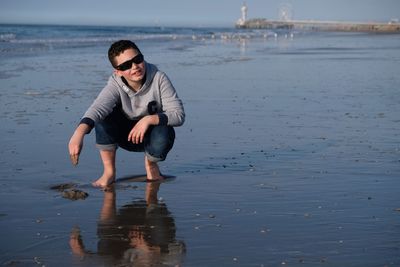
[70,182,186,266]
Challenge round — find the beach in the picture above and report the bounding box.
[0,25,400,266]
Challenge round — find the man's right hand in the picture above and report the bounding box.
[68,124,90,166]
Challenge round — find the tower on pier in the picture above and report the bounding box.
[236,2,248,26]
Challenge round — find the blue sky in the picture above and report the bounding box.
[1,0,399,27]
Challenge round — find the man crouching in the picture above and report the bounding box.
[68,40,185,187]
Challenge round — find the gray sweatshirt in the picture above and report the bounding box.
[81,62,185,129]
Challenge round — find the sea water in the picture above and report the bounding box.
[0,24,399,266]
[0,24,249,57]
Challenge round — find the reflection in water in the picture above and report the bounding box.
[70,183,186,266]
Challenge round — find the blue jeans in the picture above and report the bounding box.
[95,108,175,162]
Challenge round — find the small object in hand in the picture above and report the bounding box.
[70,154,79,166]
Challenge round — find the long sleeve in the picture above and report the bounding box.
[81,77,121,125]
[158,72,185,127]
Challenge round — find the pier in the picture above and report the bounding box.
[236,18,400,33]
[235,3,400,33]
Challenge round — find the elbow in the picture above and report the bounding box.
[174,113,185,127]
[178,113,185,126]
[170,112,185,127]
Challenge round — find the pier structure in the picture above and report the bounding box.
[235,4,400,33]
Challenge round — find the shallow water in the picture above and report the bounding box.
[0,27,399,266]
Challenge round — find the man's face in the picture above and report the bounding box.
[114,48,146,84]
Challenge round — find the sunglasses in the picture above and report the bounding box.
[116,54,144,71]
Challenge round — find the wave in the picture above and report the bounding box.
[1,31,276,45]
[0,33,16,42]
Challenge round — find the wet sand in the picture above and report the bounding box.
[1,33,400,266]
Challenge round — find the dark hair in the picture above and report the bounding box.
[108,40,142,68]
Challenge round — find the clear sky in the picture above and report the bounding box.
[0,0,399,27]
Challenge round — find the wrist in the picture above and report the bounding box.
[146,114,159,125]
[75,124,90,136]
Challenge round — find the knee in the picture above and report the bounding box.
[151,126,175,143]
[95,108,132,146]
[95,122,114,145]
[145,126,175,161]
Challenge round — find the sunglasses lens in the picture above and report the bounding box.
[117,54,144,71]
[132,54,144,64]
[118,61,132,71]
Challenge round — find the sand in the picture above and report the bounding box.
[0,33,400,266]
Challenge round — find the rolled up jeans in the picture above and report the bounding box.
[95,108,175,162]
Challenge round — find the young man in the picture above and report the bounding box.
[68,40,185,187]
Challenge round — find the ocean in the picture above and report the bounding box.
[0,24,399,266]
[0,24,266,58]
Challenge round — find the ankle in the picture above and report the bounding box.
[99,165,114,178]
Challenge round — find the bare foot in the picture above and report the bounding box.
[92,172,115,188]
[145,157,164,182]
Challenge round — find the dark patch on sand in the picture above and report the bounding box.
[50,183,88,200]
[62,189,89,200]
